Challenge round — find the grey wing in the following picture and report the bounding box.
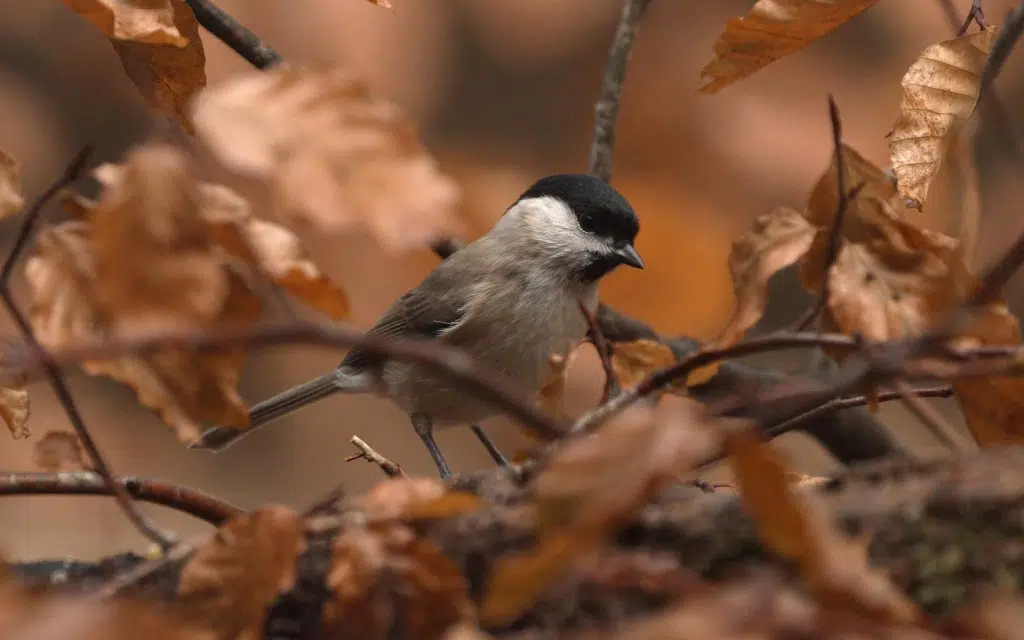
[339,282,471,373]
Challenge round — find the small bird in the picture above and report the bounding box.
[191,174,644,477]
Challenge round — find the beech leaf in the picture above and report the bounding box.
[0,151,23,219]
[62,0,188,45]
[33,430,87,472]
[191,65,462,251]
[699,0,881,94]
[888,27,997,209]
[711,207,816,348]
[535,344,583,422]
[0,340,29,439]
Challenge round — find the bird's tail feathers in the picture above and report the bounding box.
[190,370,362,452]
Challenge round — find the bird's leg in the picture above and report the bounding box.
[411,414,451,479]
[470,424,509,468]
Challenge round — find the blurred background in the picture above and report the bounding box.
[0,0,1022,558]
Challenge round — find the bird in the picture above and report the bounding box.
[190,173,644,477]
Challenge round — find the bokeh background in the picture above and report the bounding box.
[0,0,1022,558]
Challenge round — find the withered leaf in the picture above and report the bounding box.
[699,0,881,94]
[727,430,918,623]
[325,524,469,640]
[0,340,29,439]
[0,150,23,219]
[33,430,87,472]
[535,344,582,423]
[888,28,997,209]
[191,65,462,251]
[113,0,206,132]
[179,506,305,640]
[355,476,446,520]
[711,207,816,349]
[62,0,188,45]
[611,339,718,389]
[366,0,394,7]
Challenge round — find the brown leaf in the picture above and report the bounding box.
[0,340,29,439]
[727,430,918,624]
[201,184,349,319]
[0,150,23,219]
[888,28,997,209]
[191,65,462,251]
[699,0,881,94]
[711,207,816,348]
[325,523,470,640]
[33,430,87,472]
[535,344,582,422]
[366,0,394,7]
[179,506,305,640]
[611,339,719,390]
[62,0,188,45]
[112,0,206,132]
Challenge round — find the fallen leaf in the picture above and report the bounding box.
[179,506,305,640]
[62,0,187,45]
[325,523,469,639]
[727,430,918,624]
[699,0,881,94]
[535,344,582,422]
[888,27,997,209]
[201,184,349,319]
[0,340,29,439]
[33,431,87,472]
[113,0,206,132]
[710,207,816,348]
[0,151,23,219]
[191,65,462,251]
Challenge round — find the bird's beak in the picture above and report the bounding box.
[615,244,645,269]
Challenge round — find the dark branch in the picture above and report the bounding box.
[0,472,243,525]
[182,0,282,69]
[579,301,618,402]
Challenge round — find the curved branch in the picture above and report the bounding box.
[0,472,243,525]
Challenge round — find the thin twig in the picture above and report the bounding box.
[96,532,208,599]
[346,435,404,478]
[589,0,654,182]
[579,301,618,402]
[937,0,962,31]
[957,0,989,36]
[893,379,965,451]
[182,0,282,69]
[9,320,566,442]
[571,331,859,434]
[0,150,173,548]
[0,472,243,525]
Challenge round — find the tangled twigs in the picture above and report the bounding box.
[957,0,989,36]
[0,148,174,549]
[0,472,243,525]
[347,435,404,477]
[589,0,654,182]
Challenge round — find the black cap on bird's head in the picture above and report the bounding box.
[517,174,644,276]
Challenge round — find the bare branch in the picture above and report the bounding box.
[0,149,173,549]
[579,301,618,402]
[957,0,989,36]
[346,435,404,477]
[589,0,654,182]
[182,0,281,69]
[0,472,243,525]
[893,379,965,451]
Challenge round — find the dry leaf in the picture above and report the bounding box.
[0,340,29,439]
[33,430,87,472]
[535,344,582,422]
[355,476,446,520]
[113,0,206,132]
[711,207,816,348]
[888,28,997,209]
[611,339,719,390]
[62,0,187,45]
[201,184,349,319]
[699,0,881,94]
[0,151,23,219]
[727,431,918,624]
[366,0,394,7]
[325,523,469,639]
[179,506,305,640]
[191,65,462,251]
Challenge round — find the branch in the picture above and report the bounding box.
[956,0,989,36]
[588,0,654,182]
[0,148,173,549]
[0,472,243,525]
[346,435,404,477]
[182,0,281,69]
[579,301,618,402]
[8,320,566,443]
[893,379,965,451]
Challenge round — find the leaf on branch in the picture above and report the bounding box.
[190,65,462,251]
[355,476,479,521]
[888,27,997,209]
[179,506,305,639]
[710,207,816,349]
[0,151,23,219]
[727,430,919,624]
[33,430,87,472]
[699,0,881,94]
[0,340,29,439]
[535,344,583,423]
[112,0,206,133]
[325,523,470,639]
[62,0,188,45]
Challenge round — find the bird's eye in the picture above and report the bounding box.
[579,214,598,233]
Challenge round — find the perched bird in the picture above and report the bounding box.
[191,174,644,477]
